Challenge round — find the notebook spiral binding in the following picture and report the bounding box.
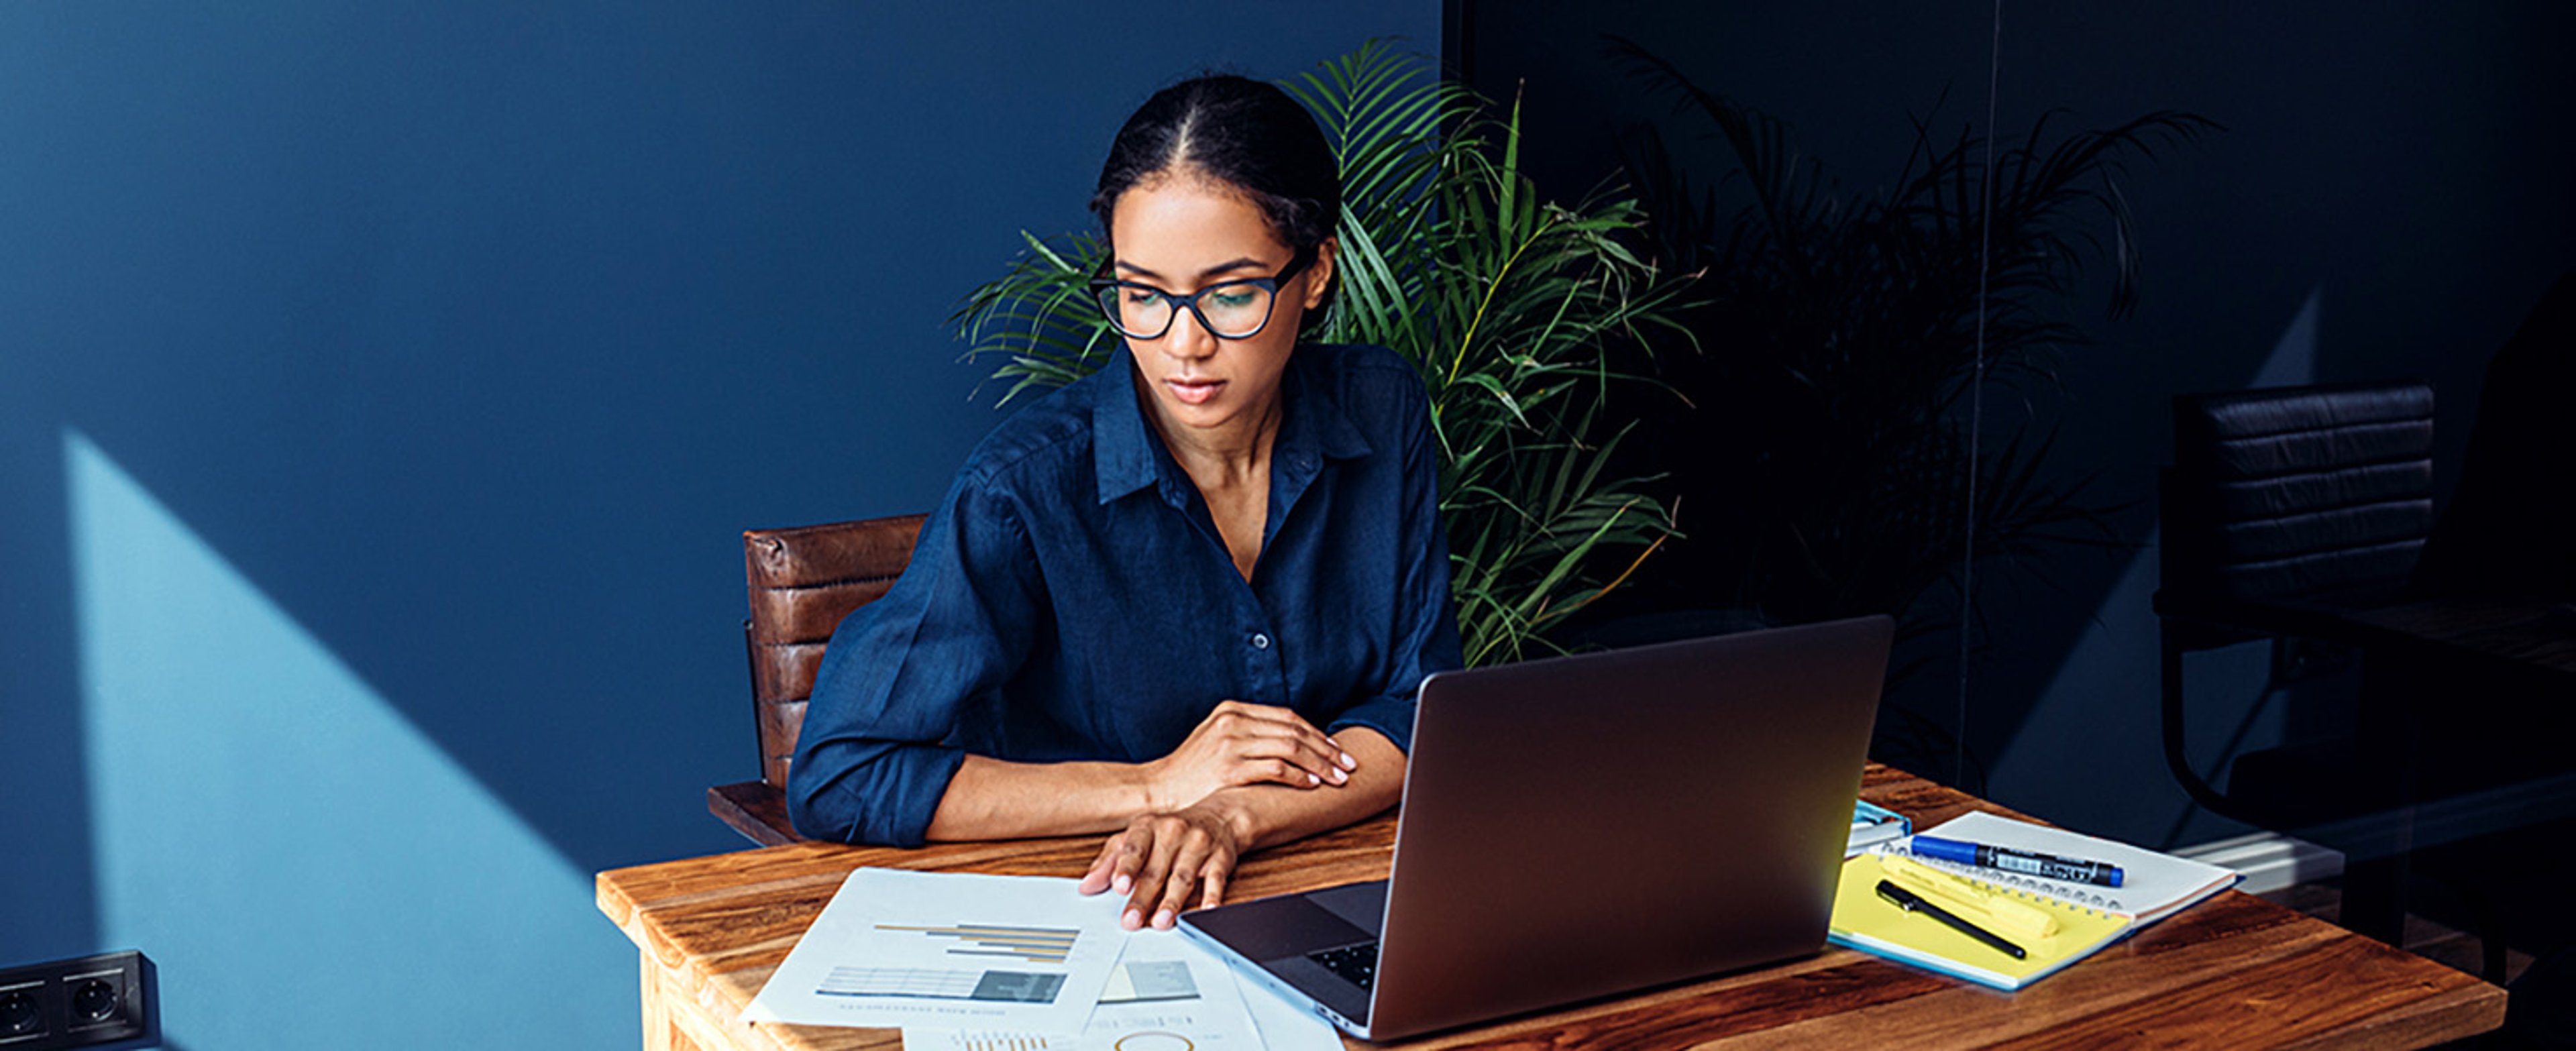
[1882,843,2127,916]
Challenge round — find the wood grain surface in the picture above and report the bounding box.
[601,765,2503,1050]
[2340,598,2576,675]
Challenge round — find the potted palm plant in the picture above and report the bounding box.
[955,41,1698,666]
[1594,40,2216,784]
[1603,40,2216,651]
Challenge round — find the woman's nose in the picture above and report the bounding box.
[1160,306,1219,359]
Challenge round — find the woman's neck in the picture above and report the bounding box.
[1133,366,1282,491]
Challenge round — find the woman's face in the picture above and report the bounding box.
[1108,172,1333,441]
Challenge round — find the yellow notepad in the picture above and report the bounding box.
[1827,851,2131,991]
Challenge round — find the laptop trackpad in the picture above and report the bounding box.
[1190,885,1381,960]
[1306,880,1388,936]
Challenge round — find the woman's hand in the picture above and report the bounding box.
[1142,700,1356,812]
[1078,801,1250,930]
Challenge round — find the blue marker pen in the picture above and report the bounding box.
[1913,836,2125,887]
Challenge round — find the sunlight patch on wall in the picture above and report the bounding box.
[67,429,631,1050]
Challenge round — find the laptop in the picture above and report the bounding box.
[1178,614,1893,1042]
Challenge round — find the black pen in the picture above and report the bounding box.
[1876,879,2027,960]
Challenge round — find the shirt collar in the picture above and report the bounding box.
[1273,347,1375,467]
[1090,343,1376,506]
[1091,345,1161,504]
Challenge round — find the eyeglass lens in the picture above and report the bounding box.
[1099,281,1277,339]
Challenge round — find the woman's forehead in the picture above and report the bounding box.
[1110,174,1288,275]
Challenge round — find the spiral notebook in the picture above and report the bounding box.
[1827,812,2241,991]
[1847,799,1911,856]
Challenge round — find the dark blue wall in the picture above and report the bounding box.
[1466,1,2576,848]
[0,3,1437,1045]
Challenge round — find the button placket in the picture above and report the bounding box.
[1240,592,1288,706]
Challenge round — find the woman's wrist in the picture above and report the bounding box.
[1193,791,1265,848]
[1134,757,1175,814]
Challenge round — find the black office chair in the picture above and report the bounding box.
[2154,380,2438,941]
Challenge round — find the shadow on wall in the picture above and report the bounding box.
[1992,286,2322,848]
[65,430,633,1048]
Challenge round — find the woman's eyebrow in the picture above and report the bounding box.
[1113,257,1269,282]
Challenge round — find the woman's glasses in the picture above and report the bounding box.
[1090,253,1314,341]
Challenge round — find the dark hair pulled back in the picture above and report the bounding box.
[1092,74,1341,322]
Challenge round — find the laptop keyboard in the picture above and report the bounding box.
[1309,942,1378,991]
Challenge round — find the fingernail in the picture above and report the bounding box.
[1331,767,1348,783]
[1338,752,1356,770]
[1114,875,1130,894]
[1124,909,1142,929]
[1153,909,1175,929]
[1307,772,1321,785]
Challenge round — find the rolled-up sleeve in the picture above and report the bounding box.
[1326,379,1463,755]
[786,470,1042,846]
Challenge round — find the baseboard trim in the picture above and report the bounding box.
[2175,831,2344,896]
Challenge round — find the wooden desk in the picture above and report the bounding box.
[598,765,2504,1050]
[2339,598,2576,678]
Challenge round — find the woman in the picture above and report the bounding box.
[787,74,1461,933]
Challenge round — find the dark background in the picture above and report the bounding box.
[1462,0,2576,846]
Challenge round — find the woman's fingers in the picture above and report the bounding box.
[1144,821,1226,929]
[1208,704,1354,786]
[1195,852,1231,910]
[1154,701,1361,813]
[1154,846,1203,929]
[1095,811,1241,930]
[1077,833,1128,895]
[1121,819,1188,930]
[1233,738,1349,787]
[1104,831,1147,897]
[1221,756,1320,791]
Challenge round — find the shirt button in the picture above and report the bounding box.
[1250,632,1272,650]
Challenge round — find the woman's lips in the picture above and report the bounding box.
[1165,377,1226,406]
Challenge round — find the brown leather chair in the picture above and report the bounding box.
[708,513,928,845]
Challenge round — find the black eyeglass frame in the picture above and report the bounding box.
[1088,251,1317,341]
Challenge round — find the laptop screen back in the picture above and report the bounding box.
[1365,615,1892,1040]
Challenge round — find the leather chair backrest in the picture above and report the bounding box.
[743,514,928,790]
[2164,380,2434,606]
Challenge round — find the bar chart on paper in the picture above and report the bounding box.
[879,924,1081,963]
[814,924,1085,1003]
[745,869,1126,1032]
[916,938,1291,1051]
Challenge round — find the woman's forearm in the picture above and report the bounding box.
[923,755,1159,841]
[1202,727,1406,851]
[925,726,1404,844]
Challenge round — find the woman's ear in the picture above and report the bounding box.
[1305,237,1338,309]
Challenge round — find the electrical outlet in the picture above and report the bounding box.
[2268,635,2355,685]
[0,952,155,1050]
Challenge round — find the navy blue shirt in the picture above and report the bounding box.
[786,343,1464,846]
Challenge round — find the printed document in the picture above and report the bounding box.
[1232,966,1346,1051]
[747,868,1126,1034]
[904,932,1288,1051]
